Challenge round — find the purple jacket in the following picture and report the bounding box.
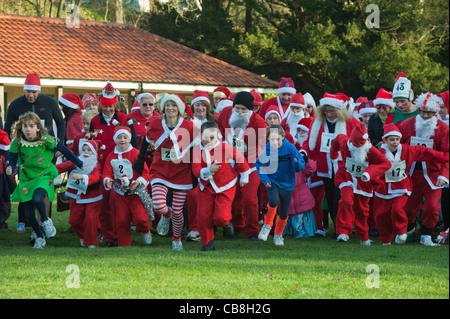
[289,159,317,215]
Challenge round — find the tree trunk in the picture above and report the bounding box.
[115,0,124,23]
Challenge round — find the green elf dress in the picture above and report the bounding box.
[9,135,60,203]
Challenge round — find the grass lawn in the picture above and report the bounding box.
[0,204,448,300]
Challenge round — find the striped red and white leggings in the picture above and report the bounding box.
[152,184,188,241]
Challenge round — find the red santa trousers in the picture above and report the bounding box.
[69,198,102,246]
[335,187,371,241]
[197,184,236,246]
[310,186,325,231]
[112,191,150,247]
[99,187,116,244]
[187,186,199,232]
[404,170,442,230]
[230,170,260,238]
[373,195,408,244]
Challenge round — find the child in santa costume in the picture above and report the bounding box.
[6,112,83,249]
[70,110,99,155]
[102,126,151,247]
[216,91,268,240]
[255,124,305,246]
[59,93,84,149]
[192,121,251,250]
[133,93,194,250]
[373,123,448,245]
[259,78,296,120]
[330,122,391,245]
[300,93,361,236]
[398,93,449,246]
[56,140,104,247]
[280,92,310,149]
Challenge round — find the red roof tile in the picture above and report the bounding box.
[0,13,278,88]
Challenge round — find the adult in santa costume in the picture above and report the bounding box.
[259,77,296,120]
[280,92,309,149]
[133,93,194,250]
[127,93,159,148]
[398,93,449,246]
[0,130,13,231]
[386,72,418,126]
[330,123,391,245]
[437,91,449,126]
[213,87,231,109]
[192,121,251,250]
[303,93,317,118]
[300,93,360,236]
[59,93,84,151]
[56,140,104,247]
[373,123,448,245]
[368,88,396,149]
[90,81,138,247]
[216,91,268,240]
[250,89,263,114]
[81,93,99,112]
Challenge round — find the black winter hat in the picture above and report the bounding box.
[233,91,255,110]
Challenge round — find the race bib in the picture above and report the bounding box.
[67,174,88,194]
[161,147,178,162]
[385,160,407,183]
[410,136,434,149]
[320,133,335,153]
[111,158,133,179]
[345,157,368,177]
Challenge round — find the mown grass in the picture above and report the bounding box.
[0,207,448,300]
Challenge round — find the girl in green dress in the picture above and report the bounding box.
[6,112,83,249]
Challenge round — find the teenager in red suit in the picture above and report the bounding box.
[216,91,267,240]
[133,93,194,250]
[374,123,448,245]
[56,140,103,247]
[330,123,391,245]
[102,127,151,247]
[192,121,251,250]
[299,93,361,236]
[398,93,449,246]
[280,92,311,149]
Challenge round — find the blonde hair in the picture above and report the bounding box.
[12,111,48,142]
[316,104,349,123]
[83,110,98,122]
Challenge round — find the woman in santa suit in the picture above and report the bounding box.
[133,93,194,250]
[299,93,360,236]
[127,93,159,148]
[89,81,138,247]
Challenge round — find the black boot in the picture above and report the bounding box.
[201,239,216,251]
[222,222,235,240]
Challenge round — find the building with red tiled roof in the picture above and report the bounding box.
[0,13,279,117]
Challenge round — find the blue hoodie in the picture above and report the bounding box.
[254,138,304,191]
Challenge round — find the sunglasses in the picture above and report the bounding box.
[142,103,154,106]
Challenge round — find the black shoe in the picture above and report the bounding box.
[61,226,74,234]
[248,234,259,241]
[368,227,379,237]
[102,241,115,248]
[223,222,235,240]
[201,239,216,251]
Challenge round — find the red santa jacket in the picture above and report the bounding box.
[145,116,194,190]
[56,160,102,204]
[192,140,251,193]
[374,143,447,199]
[127,109,159,148]
[300,116,361,178]
[259,96,290,120]
[330,134,391,197]
[66,110,83,148]
[102,145,149,196]
[216,106,267,170]
[398,116,449,189]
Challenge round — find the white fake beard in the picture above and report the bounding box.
[286,111,304,136]
[348,140,371,164]
[295,132,308,146]
[415,115,437,138]
[229,109,252,129]
[76,154,98,175]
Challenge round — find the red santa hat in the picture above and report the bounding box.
[358,100,377,115]
[215,98,233,113]
[191,90,211,106]
[113,126,132,141]
[289,93,306,108]
[355,97,369,106]
[437,91,449,113]
[264,105,282,122]
[250,89,262,106]
[277,77,296,95]
[59,93,84,110]
[349,122,369,147]
[213,87,231,99]
[382,123,402,139]
[131,99,140,111]
[100,81,117,107]
[373,88,395,108]
[24,73,41,91]
[297,117,313,132]
[393,72,414,100]
[319,92,347,109]
[81,139,105,156]
[414,92,440,112]
[0,130,11,151]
